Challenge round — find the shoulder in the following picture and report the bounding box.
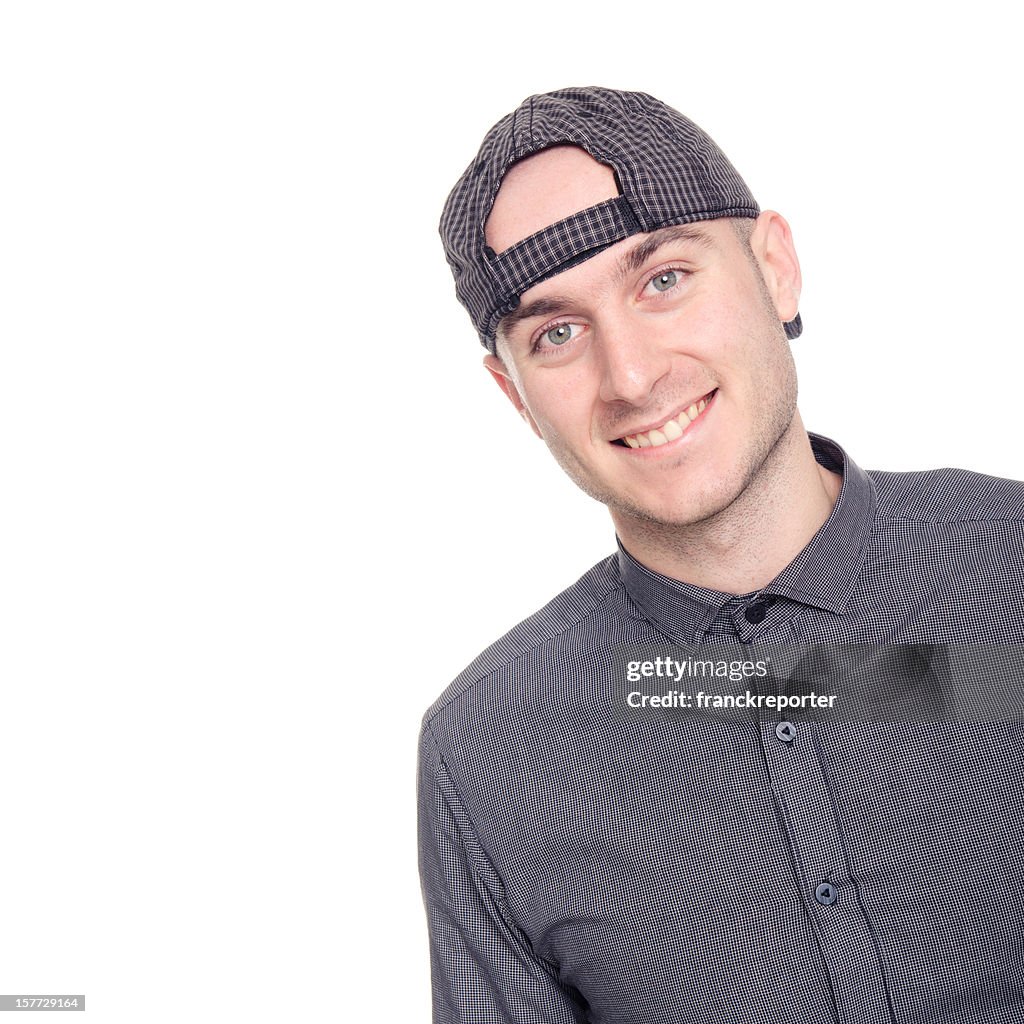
[868,465,1024,524]
[421,553,624,729]
[860,465,1024,637]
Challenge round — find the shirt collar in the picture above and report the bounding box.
[616,433,877,644]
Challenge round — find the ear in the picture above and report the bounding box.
[483,353,543,439]
[749,211,802,327]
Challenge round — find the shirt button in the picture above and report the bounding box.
[775,721,796,742]
[744,601,768,624]
[815,883,837,906]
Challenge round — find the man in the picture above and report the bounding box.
[418,87,1024,1024]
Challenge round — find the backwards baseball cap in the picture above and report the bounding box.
[440,86,802,353]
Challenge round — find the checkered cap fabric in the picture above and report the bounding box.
[439,86,803,352]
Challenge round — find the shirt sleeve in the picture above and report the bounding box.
[417,719,588,1024]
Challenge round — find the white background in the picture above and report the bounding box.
[1,2,1021,1021]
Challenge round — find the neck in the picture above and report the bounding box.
[611,418,842,595]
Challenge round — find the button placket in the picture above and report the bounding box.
[759,722,892,1023]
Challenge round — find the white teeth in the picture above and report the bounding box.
[619,391,714,449]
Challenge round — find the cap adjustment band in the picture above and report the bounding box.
[483,195,643,341]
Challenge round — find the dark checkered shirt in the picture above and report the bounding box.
[418,435,1024,1024]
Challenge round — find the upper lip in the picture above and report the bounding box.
[609,389,717,441]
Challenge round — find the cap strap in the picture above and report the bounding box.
[486,195,642,303]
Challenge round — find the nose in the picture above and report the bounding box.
[596,313,673,406]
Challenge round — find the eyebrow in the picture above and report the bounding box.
[500,295,578,334]
[497,224,717,342]
[619,224,717,276]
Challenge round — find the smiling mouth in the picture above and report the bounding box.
[611,389,718,449]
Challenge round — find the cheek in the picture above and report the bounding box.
[522,372,593,434]
[706,277,785,361]
[667,268,755,343]
[668,294,748,365]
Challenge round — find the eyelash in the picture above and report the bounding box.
[642,263,690,296]
[529,264,690,354]
[530,321,584,355]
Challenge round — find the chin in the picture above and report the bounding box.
[610,500,721,531]
[607,471,750,530]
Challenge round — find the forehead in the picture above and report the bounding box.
[484,145,621,255]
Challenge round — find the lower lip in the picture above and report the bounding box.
[615,390,717,457]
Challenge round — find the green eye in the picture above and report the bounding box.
[546,324,575,346]
[652,270,678,292]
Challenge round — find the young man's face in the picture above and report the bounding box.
[484,146,803,532]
